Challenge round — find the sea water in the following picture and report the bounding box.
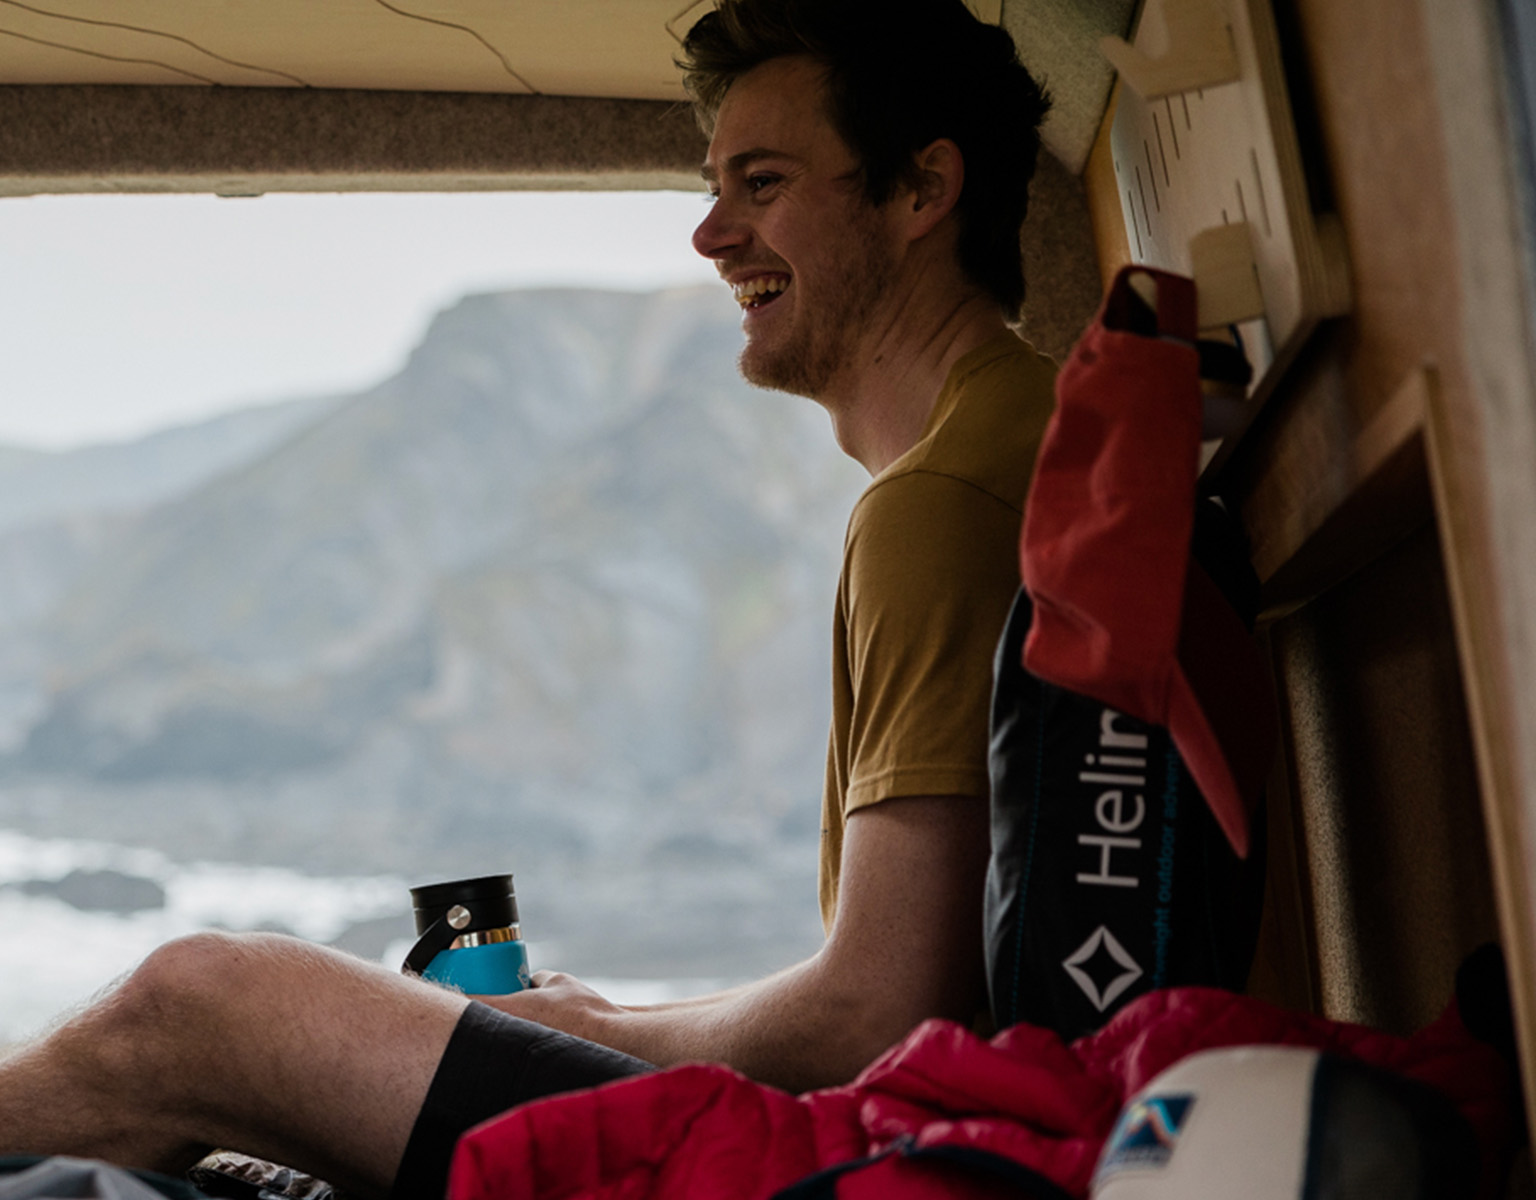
[0,830,718,1046]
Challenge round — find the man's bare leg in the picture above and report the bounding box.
[0,931,469,1198]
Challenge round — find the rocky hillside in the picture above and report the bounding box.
[0,286,868,978]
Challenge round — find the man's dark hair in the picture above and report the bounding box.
[680,0,1051,320]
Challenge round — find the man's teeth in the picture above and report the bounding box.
[733,277,789,307]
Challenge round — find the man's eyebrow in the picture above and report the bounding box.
[699,148,794,183]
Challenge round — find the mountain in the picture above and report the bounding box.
[0,286,869,978]
[0,397,337,536]
[0,398,339,638]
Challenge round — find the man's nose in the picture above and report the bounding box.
[692,197,743,260]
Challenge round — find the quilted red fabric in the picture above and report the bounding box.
[447,987,1513,1200]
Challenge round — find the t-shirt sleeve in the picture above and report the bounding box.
[839,470,1024,813]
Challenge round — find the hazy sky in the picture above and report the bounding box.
[0,191,726,450]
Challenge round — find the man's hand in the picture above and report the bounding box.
[477,970,624,1045]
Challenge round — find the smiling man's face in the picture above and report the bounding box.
[693,55,901,401]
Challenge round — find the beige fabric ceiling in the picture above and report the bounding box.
[0,0,711,96]
[0,0,1129,171]
[0,1,1001,95]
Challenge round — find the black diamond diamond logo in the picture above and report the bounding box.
[1062,925,1144,1012]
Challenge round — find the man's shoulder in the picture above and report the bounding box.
[874,334,1057,517]
[843,464,1025,604]
[947,331,1058,398]
[852,463,1015,528]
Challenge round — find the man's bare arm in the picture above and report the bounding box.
[485,792,991,1093]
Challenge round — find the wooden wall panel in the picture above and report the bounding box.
[1082,0,1536,1097]
[1224,0,1475,496]
[1218,0,1502,1025]
[1237,0,1536,1131]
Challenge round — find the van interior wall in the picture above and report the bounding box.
[1227,0,1513,1034]
[1018,150,1104,363]
[1272,523,1498,1034]
[1077,0,1522,1043]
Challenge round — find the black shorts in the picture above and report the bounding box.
[392,1002,655,1199]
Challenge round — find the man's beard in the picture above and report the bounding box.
[738,213,895,400]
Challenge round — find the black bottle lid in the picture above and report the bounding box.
[409,874,518,936]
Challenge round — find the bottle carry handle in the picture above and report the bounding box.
[401,916,457,978]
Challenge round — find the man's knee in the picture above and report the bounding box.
[96,932,314,1069]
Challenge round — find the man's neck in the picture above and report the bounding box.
[822,292,1011,476]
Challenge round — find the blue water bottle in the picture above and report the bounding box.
[402,874,531,995]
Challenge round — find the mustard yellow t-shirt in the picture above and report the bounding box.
[818,332,1057,929]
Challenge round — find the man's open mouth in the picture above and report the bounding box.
[733,276,789,310]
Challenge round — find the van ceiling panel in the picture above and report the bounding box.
[0,0,997,97]
[0,86,708,196]
[0,1,688,97]
[0,2,1094,105]
[0,0,1131,187]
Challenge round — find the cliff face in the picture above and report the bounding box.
[0,285,868,977]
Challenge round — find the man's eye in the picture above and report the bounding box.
[747,174,779,194]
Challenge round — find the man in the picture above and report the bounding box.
[0,2,1053,1196]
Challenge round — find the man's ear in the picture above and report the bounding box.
[904,138,964,239]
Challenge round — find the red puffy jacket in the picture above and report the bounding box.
[447,986,1513,1200]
